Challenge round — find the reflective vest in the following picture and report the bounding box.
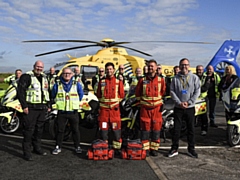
[202,72,220,98]
[123,81,130,92]
[93,74,105,93]
[199,74,208,98]
[55,81,80,111]
[73,74,84,89]
[48,74,57,90]
[99,78,121,108]
[213,72,221,98]
[25,71,49,104]
[129,76,141,93]
[93,74,100,93]
[130,76,138,86]
[140,76,163,107]
[4,75,15,84]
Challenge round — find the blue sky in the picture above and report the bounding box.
[0,0,240,73]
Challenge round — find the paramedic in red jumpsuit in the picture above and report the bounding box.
[135,59,166,156]
[96,62,125,153]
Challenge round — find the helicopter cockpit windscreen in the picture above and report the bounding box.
[80,66,98,79]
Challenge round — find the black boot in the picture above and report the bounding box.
[150,150,158,156]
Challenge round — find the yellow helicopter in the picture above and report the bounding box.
[23,38,206,90]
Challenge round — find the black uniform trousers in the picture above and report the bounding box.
[200,112,208,132]
[171,107,195,151]
[22,109,46,156]
[56,112,80,149]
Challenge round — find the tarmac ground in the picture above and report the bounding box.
[0,102,240,180]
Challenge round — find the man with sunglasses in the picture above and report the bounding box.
[92,67,105,93]
[168,58,200,158]
[115,64,130,83]
[156,64,166,78]
[51,67,84,155]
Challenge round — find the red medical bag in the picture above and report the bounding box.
[88,139,114,160]
[121,139,146,160]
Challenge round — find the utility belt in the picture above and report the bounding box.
[27,103,48,110]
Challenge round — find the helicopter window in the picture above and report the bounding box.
[80,66,98,79]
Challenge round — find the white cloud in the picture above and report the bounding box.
[0,25,14,33]
[0,0,238,72]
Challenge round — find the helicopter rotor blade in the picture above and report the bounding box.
[109,41,131,46]
[23,39,213,57]
[116,45,152,57]
[129,41,214,44]
[35,44,99,57]
[23,40,106,46]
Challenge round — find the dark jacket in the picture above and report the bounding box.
[218,74,238,100]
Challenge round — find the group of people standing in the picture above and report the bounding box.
[16,61,86,161]
[94,59,199,157]
[3,57,238,161]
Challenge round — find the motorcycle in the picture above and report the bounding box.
[120,95,140,140]
[161,97,175,142]
[0,89,6,100]
[161,96,207,142]
[0,84,22,133]
[0,84,60,135]
[221,78,240,146]
[120,83,141,140]
[120,84,207,142]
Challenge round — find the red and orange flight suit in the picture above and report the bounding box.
[96,76,125,149]
[135,75,166,151]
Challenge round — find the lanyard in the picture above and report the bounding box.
[180,75,190,89]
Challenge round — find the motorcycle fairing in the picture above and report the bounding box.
[0,111,14,123]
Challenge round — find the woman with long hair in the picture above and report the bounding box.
[218,65,238,93]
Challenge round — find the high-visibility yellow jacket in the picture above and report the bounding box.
[25,71,49,104]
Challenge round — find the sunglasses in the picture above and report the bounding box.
[99,71,104,72]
